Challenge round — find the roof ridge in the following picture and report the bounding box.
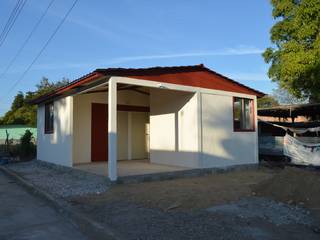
[95,64,205,72]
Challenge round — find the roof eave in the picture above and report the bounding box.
[28,71,106,105]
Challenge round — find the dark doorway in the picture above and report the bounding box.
[91,103,108,162]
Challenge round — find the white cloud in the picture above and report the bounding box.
[109,46,264,64]
[226,72,270,82]
[25,46,264,71]
[49,8,159,43]
[67,17,124,41]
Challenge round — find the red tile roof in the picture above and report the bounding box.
[30,64,264,104]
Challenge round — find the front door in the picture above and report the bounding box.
[91,103,108,161]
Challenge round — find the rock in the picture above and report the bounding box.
[166,203,181,211]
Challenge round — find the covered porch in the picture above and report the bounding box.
[71,76,199,181]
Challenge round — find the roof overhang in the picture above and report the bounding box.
[29,72,106,105]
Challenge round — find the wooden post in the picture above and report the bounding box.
[108,78,117,181]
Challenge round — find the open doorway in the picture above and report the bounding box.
[90,103,150,162]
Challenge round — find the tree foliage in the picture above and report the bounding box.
[263,0,320,102]
[0,77,69,127]
[272,87,308,105]
[257,95,279,108]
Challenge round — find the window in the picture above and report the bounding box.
[45,102,54,134]
[233,97,254,131]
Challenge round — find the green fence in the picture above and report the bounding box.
[0,125,37,144]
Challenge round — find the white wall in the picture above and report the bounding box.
[73,92,105,164]
[37,96,73,167]
[72,90,149,164]
[201,93,258,167]
[149,89,199,168]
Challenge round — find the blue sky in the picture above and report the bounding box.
[0,0,277,115]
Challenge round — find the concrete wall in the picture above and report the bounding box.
[149,89,199,168]
[37,96,73,167]
[72,90,149,164]
[201,93,258,167]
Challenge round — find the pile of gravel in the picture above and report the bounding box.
[6,160,110,198]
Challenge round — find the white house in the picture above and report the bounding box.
[30,64,264,181]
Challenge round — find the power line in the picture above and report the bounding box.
[0,0,27,48]
[0,0,22,43]
[0,0,28,47]
[6,0,79,95]
[0,0,56,81]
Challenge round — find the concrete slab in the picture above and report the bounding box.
[0,171,88,240]
[74,159,189,177]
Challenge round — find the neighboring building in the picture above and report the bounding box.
[258,103,320,157]
[258,103,320,123]
[30,64,264,181]
[0,125,37,144]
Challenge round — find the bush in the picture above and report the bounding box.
[18,130,36,160]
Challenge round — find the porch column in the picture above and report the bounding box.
[108,78,117,181]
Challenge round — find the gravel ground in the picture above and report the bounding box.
[6,160,110,198]
[207,197,314,226]
[71,198,320,240]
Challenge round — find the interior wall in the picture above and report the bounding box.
[72,90,149,164]
[149,88,199,168]
[201,93,258,167]
[37,96,73,167]
[131,112,149,159]
[117,111,128,160]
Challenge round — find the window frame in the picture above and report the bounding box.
[44,102,54,134]
[232,97,255,132]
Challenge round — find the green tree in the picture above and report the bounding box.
[11,91,24,111]
[263,0,320,102]
[257,95,279,108]
[34,77,69,97]
[0,77,69,127]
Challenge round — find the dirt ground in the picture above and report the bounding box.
[73,167,275,210]
[73,166,320,212]
[253,166,320,213]
[70,166,320,240]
